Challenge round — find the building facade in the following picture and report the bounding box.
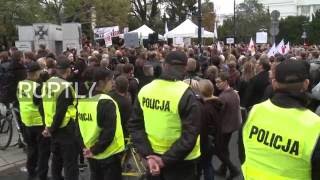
[259,0,320,19]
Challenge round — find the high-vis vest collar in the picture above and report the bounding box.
[17,80,43,127]
[42,77,76,128]
[242,100,320,180]
[77,94,125,159]
[138,79,200,160]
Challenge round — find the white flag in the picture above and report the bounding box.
[248,38,255,56]
[284,42,290,54]
[276,39,286,55]
[217,41,222,53]
[267,43,277,57]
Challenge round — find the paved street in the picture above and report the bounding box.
[0,129,243,180]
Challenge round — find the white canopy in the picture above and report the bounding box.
[165,19,215,38]
[128,25,164,40]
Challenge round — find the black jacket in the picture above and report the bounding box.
[243,70,270,108]
[108,91,132,138]
[240,92,320,180]
[128,75,201,166]
[0,60,26,103]
[200,97,223,159]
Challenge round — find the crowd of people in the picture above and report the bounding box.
[0,42,319,180]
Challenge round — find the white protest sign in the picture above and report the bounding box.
[184,38,192,47]
[94,26,120,42]
[174,37,184,46]
[15,41,33,52]
[256,32,268,44]
[226,37,235,44]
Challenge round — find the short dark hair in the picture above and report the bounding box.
[274,82,305,93]
[24,52,36,61]
[93,67,113,82]
[12,51,23,62]
[218,71,230,82]
[259,59,270,71]
[115,75,129,93]
[123,63,134,74]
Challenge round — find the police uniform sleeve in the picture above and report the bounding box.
[49,87,74,134]
[312,137,320,180]
[162,88,201,165]
[128,98,154,157]
[90,99,117,155]
[33,84,45,125]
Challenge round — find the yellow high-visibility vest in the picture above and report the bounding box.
[42,77,76,128]
[242,100,320,180]
[77,94,125,159]
[138,79,200,160]
[17,80,43,127]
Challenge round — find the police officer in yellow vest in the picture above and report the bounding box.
[129,51,201,180]
[77,67,125,180]
[42,58,78,180]
[242,60,320,180]
[17,62,50,180]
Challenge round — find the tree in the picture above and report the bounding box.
[94,0,130,28]
[164,0,197,29]
[218,0,270,43]
[200,0,216,32]
[309,10,320,44]
[38,0,65,24]
[0,0,47,47]
[131,0,162,28]
[277,16,308,44]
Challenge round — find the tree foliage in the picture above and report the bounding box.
[131,0,161,26]
[218,0,270,43]
[277,16,308,45]
[277,11,320,45]
[308,10,320,44]
[164,0,197,29]
[200,0,216,32]
[0,0,48,46]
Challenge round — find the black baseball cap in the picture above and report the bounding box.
[165,51,188,65]
[26,62,41,72]
[56,59,71,69]
[275,60,309,84]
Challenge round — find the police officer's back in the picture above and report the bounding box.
[129,51,201,180]
[17,62,50,180]
[242,60,320,180]
[42,58,79,180]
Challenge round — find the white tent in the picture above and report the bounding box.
[128,25,164,40]
[165,19,215,38]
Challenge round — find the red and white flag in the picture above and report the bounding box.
[276,39,286,55]
[284,42,290,54]
[248,38,255,56]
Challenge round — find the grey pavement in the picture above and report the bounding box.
[0,123,26,172]
[0,130,244,180]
